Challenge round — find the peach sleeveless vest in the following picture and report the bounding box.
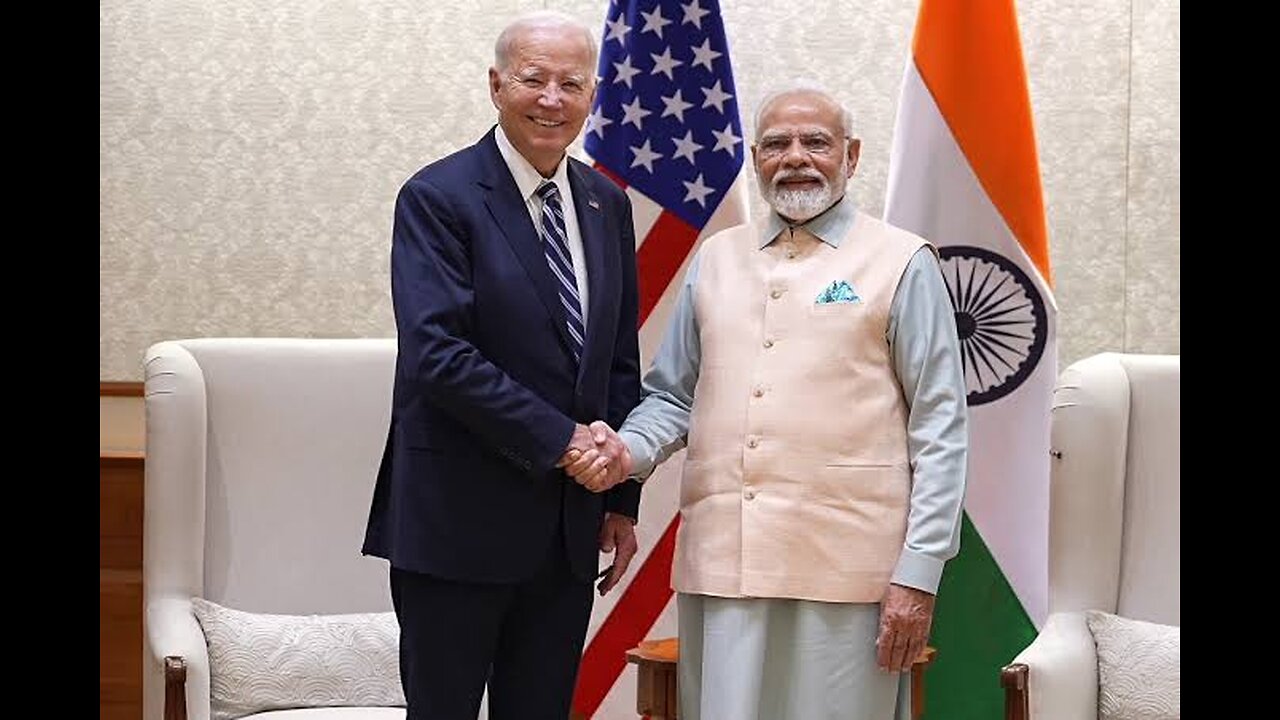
[676,211,929,602]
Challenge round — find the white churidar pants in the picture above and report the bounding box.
[676,593,911,720]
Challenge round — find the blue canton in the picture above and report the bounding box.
[585,0,744,229]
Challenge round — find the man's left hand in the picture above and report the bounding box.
[876,583,936,673]
[596,512,638,596]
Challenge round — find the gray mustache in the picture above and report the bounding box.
[772,171,826,186]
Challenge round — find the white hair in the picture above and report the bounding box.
[753,81,854,140]
[494,11,598,73]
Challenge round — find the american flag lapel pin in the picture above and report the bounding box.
[588,197,600,210]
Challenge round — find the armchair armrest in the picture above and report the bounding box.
[1001,611,1097,720]
[145,596,211,720]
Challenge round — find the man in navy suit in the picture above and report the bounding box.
[362,11,641,719]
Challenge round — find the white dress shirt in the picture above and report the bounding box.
[494,125,590,328]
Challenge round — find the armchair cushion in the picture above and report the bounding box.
[192,598,405,720]
[1086,610,1179,720]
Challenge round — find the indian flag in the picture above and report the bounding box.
[883,1,1056,718]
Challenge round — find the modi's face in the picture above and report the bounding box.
[752,93,860,222]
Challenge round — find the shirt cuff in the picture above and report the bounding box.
[890,548,946,594]
[619,429,657,482]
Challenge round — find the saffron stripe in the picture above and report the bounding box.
[912,0,1051,283]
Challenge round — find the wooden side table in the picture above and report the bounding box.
[626,638,938,720]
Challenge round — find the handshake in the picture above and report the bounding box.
[556,420,632,493]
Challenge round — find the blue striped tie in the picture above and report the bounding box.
[535,181,585,363]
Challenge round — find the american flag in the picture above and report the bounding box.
[572,1,748,717]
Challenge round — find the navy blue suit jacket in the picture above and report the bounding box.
[363,128,642,584]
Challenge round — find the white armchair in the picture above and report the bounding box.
[1001,353,1179,720]
[143,338,405,720]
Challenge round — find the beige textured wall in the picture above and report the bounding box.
[100,0,1180,381]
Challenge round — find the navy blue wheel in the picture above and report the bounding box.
[938,246,1048,406]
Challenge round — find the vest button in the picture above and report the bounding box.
[763,339,774,348]
[747,438,758,449]
[786,251,796,259]
[770,289,783,299]
[752,388,764,398]
[744,490,756,501]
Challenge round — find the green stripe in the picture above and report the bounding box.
[922,513,1036,719]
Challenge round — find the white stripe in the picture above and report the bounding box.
[542,206,572,251]
[565,313,584,346]
[560,293,584,326]
[547,206,569,239]
[591,598,680,719]
[627,187,663,249]
[546,247,577,288]
[581,169,750,716]
[884,61,1056,627]
[700,173,753,239]
[628,174,751,254]
[543,251,582,305]
[543,238,578,291]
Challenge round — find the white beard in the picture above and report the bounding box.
[758,158,848,223]
[768,184,833,222]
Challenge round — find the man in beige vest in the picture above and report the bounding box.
[573,84,969,719]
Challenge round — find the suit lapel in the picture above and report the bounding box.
[477,132,577,356]
[568,161,609,385]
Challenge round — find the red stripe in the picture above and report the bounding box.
[573,162,703,717]
[594,161,701,323]
[572,516,680,717]
[592,162,629,190]
[635,213,701,322]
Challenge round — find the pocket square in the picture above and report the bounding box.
[815,280,861,304]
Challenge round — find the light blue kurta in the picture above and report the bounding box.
[618,197,968,720]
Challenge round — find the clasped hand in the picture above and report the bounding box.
[556,421,631,493]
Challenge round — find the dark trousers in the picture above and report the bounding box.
[390,538,594,720]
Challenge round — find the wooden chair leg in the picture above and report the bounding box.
[1000,663,1030,720]
[163,656,188,720]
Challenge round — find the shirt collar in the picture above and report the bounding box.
[759,194,858,249]
[494,124,571,202]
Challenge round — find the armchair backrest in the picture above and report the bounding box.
[144,338,397,615]
[1047,353,1179,626]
